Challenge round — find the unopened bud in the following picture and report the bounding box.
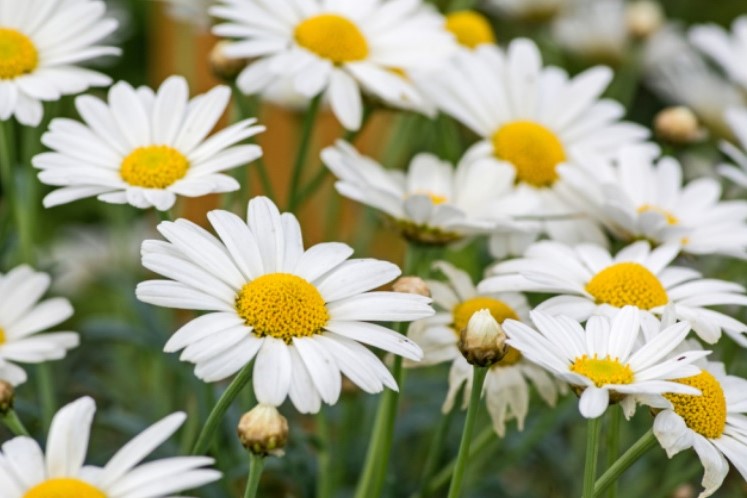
[654,106,704,145]
[209,41,248,81]
[458,309,506,367]
[671,483,696,498]
[237,404,289,456]
[0,381,14,414]
[625,1,664,40]
[392,276,431,297]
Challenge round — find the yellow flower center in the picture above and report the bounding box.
[570,354,634,387]
[452,296,518,334]
[236,273,330,342]
[665,371,727,439]
[637,204,679,225]
[23,478,106,498]
[585,262,668,310]
[0,28,38,79]
[492,345,523,368]
[294,14,369,64]
[444,11,496,49]
[492,121,566,188]
[120,145,189,189]
[0,327,5,345]
[410,191,448,205]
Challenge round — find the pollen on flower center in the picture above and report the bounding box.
[294,14,369,64]
[570,354,634,387]
[452,296,518,334]
[23,478,107,498]
[492,121,566,188]
[445,11,496,49]
[585,262,668,309]
[637,204,679,225]
[120,145,189,189]
[0,327,5,345]
[236,273,330,342]
[0,28,38,79]
[665,371,727,439]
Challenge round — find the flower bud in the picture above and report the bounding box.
[392,276,431,297]
[654,106,704,145]
[671,483,696,498]
[0,380,14,415]
[625,1,664,40]
[237,404,289,456]
[458,309,507,367]
[209,41,248,81]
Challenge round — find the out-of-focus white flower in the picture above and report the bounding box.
[156,0,213,30]
[719,107,747,189]
[552,0,628,64]
[690,16,747,93]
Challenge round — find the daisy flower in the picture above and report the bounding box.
[136,196,433,413]
[444,10,496,50]
[407,261,559,437]
[210,0,456,130]
[654,359,747,498]
[718,107,747,189]
[0,396,220,497]
[417,38,647,248]
[689,16,747,93]
[561,144,747,257]
[502,306,706,418]
[0,0,120,126]
[321,141,528,245]
[0,265,78,386]
[552,0,628,65]
[480,240,747,346]
[33,75,264,211]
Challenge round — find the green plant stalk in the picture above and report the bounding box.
[191,361,254,455]
[1,409,30,436]
[593,429,657,497]
[411,397,459,498]
[287,94,322,212]
[606,408,621,498]
[243,453,265,498]
[446,366,487,498]
[426,424,494,495]
[582,416,603,498]
[316,409,334,498]
[36,364,56,428]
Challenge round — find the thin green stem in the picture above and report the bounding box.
[446,366,487,498]
[1,409,30,436]
[243,453,265,498]
[593,429,656,497]
[287,94,322,212]
[191,362,253,455]
[37,364,56,429]
[157,209,173,222]
[582,417,603,498]
[426,425,495,496]
[316,410,333,498]
[606,408,621,498]
[411,397,459,498]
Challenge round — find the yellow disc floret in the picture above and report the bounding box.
[0,327,5,345]
[120,145,189,189]
[586,262,668,309]
[570,354,634,387]
[492,121,566,188]
[236,273,329,342]
[445,11,496,49]
[665,371,727,439]
[493,345,523,368]
[24,478,107,498]
[409,191,449,205]
[295,14,368,64]
[637,204,679,225]
[452,296,518,334]
[0,28,38,79]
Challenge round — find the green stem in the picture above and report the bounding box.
[37,364,56,429]
[1,409,30,436]
[191,362,253,455]
[426,425,494,496]
[446,366,487,498]
[287,94,322,212]
[243,453,265,498]
[412,398,459,498]
[593,429,656,497]
[316,410,333,498]
[582,417,603,498]
[606,408,621,498]
[157,209,173,222]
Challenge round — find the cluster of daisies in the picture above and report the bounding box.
[2,0,747,496]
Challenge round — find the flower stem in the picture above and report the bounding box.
[243,453,265,498]
[582,416,603,498]
[1,409,30,436]
[191,361,254,455]
[593,429,656,497]
[37,364,56,429]
[446,366,487,498]
[411,398,459,498]
[316,409,333,498]
[605,408,621,498]
[287,94,322,212]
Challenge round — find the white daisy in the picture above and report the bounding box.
[718,107,747,189]
[0,265,78,386]
[156,0,213,30]
[561,144,747,257]
[33,75,264,211]
[552,0,628,64]
[321,140,528,245]
[136,196,433,413]
[210,0,456,130]
[443,10,496,50]
[416,38,648,250]
[407,261,559,437]
[485,0,567,23]
[654,359,747,498]
[690,16,747,93]
[0,0,120,126]
[480,240,747,346]
[502,306,706,418]
[0,396,221,498]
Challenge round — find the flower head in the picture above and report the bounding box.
[690,16,747,93]
[718,107,747,189]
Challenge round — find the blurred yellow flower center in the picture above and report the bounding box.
[410,191,448,205]
[570,354,634,387]
[445,11,496,49]
[236,273,329,342]
[120,145,189,189]
[295,14,368,64]
[0,28,38,79]
[637,204,679,225]
[665,371,726,439]
[453,296,518,334]
[0,327,5,344]
[492,121,566,187]
[23,478,106,498]
[586,262,668,309]
[493,345,523,368]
